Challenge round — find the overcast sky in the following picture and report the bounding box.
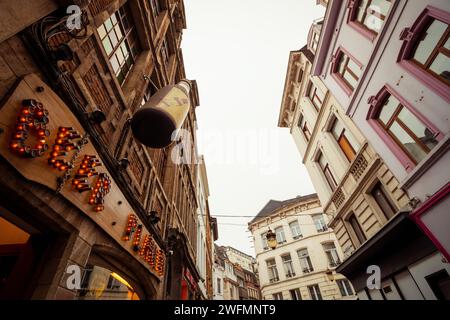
[182,0,325,256]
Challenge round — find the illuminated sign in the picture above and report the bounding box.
[0,73,164,277]
[123,215,165,276]
[9,99,50,158]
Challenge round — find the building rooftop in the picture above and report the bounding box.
[249,193,318,225]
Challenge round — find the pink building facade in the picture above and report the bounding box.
[313,0,450,299]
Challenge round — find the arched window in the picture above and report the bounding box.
[78,265,140,300]
[398,6,450,102]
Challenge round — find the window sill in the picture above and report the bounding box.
[331,72,354,97]
[348,21,378,42]
[400,133,450,190]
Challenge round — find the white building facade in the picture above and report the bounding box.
[249,194,356,300]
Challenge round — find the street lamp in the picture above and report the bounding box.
[130,80,192,149]
[326,269,336,282]
[266,229,278,250]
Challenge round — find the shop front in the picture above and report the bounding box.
[0,74,165,300]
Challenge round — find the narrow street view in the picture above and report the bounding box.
[0,0,449,309]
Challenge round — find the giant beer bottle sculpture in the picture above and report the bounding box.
[131,80,191,149]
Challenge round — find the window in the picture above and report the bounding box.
[330,118,359,162]
[374,91,439,165]
[297,248,314,273]
[311,31,320,52]
[332,49,362,94]
[217,278,221,294]
[161,38,170,67]
[410,18,450,87]
[266,259,279,283]
[371,182,397,220]
[98,4,140,85]
[323,242,341,267]
[317,152,338,191]
[297,68,304,83]
[308,284,323,300]
[290,288,302,300]
[261,232,269,250]
[281,254,296,278]
[308,82,326,111]
[273,292,283,300]
[298,114,312,142]
[313,214,328,233]
[79,266,140,300]
[230,286,233,299]
[275,226,286,244]
[348,0,392,38]
[289,220,302,239]
[398,7,450,102]
[347,213,367,245]
[337,279,354,297]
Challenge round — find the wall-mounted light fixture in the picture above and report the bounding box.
[266,228,278,250]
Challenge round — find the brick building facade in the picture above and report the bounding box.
[0,0,206,300]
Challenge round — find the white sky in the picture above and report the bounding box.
[182,0,325,256]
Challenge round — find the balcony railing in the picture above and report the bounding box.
[329,261,341,268]
[285,272,296,278]
[302,267,313,274]
[325,143,379,214]
[269,277,280,283]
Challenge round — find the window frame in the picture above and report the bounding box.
[330,117,358,162]
[347,212,367,245]
[330,47,363,96]
[347,0,393,41]
[97,4,141,86]
[337,279,355,297]
[272,292,283,300]
[308,284,323,300]
[290,288,302,300]
[367,85,444,172]
[398,6,450,103]
[307,81,326,112]
[313,214,328,233]
[289,220,303,240]
[274,226,286,244]
[317,152,338,192]
[297,248,314,273]
[281,254,296,278]
[266,259,279,283]
[322,242,341,267]
[298,113,312,142]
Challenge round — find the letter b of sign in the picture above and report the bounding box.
[66,265,81,290]
[366,265,381,290]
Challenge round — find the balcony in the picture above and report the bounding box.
[302,267,313,274]
[269,277,280,283]
[325,143,380,218]
[238,287,249,299]
[285,272,296,278]
[329,261,341,268]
